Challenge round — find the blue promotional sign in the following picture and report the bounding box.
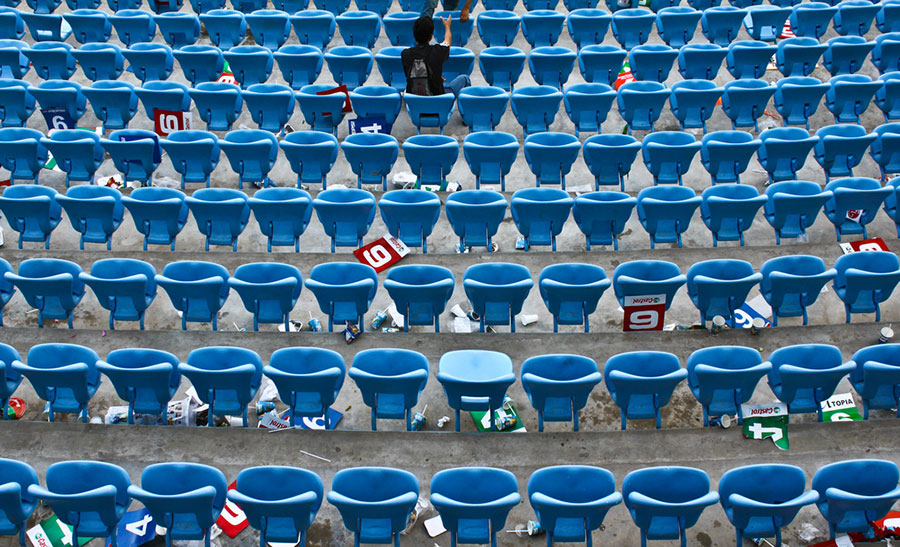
[106,509,155,547]
[348,116,393,135]
[288,408,343,430]
[733,295,772,329]
[118,131,162,163]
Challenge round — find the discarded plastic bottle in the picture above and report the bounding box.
[411,405,427,431]
[371,310,387,329]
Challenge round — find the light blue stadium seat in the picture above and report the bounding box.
[462,131,519,191]
[56,185,124,250]
[612,259,685,311]
[790,2,837,39]
[656,6,700,48]
[848,344,900,419]
[605,351,688,430]
[296,83,349,135]
[458,85,508,132]
[523,132,580,190]
[63,9,111,44]
[383,265,454,331]
[669,79,722,132]
[814,125,877,183]
[109,10,156,47]
[327,468,418,545]
[405,93,456,135]
[82,80,138,131]
[686,346,769,426]
[437,350,516,430]
[228,263,302,331]
[173,45,224,87]
[582,134,640,191]
[219,129,279,189]
[700,130,761,185]
[743,4,792,41]
[766,344,854,419]
[242,83,295,135]
[0,8,25,40]
[305,262,378,331]
[611,8,656,50]
[23,42,75,80]
[578,44,627,85]
[446,190,507,251]
[617,80,669,133]
[289,10,335,51]
[0,39,30,79]
[383,11,417,46]
[122,42,174,83]
[273,45,323,90]
[641,131,701,186]
[776,36,827,77]
[189,0,226,12]
[757,127,818,183]
[510,85,562,136]
[185,188,250,251]
[0,264,12,328]
[563,82,615,138]
[870,123,900,181]
[10,343,97,420]
[6,258,84,331]
[628,43,677,83]
[154,12,199,48]
[872,33,900,74]
[0,128,45,183]
[121,187,188,250]
[566,10,609,50]
[637,185,701,248]
[223,45,273,89]
[0,458,38,546]
[189,82,242,131]
[763,180,831,244]
[403,134,459,186]
[431,468,520,545]
[20,13,70,42]
[29,80,86,129]
[80,258,156,331]
[0,81,34,128]
[39,129,103,187]
[877,0,900,32]
[324,45,372,90]
[572,191,636,250]
[538,264,609,333]
[812,460,900,539]
[510,188,572,251]
[677,43,726,81]
[248,187,313,252]
[521,9,565,48]
[335,10,380,49]
[350,348,429,429]
[0,186,61,249]
[822,35,874,76]
[374,46,405,91]
[479,46,526,91]
[528,466,621,544]
[825,74,881,124]
[245,9,290,50]
[721,79,775,131]
[687,259,762,326]
[199,9,246,50]
[478,9,520,47]
[463,263,533,333]
[159,130,220,188]
[833,0,879,35]
[340,132,399,189]
[433,10,473,46]
[823,177,890,241]
[313,188,376,252]
[701,6,747,46]
[348,85,402,125]
[134,81,189,121]
[760,254,836,325]
[379,190,441,253]
[279,132,337,188]
[726,40,777,79]
[155,261,230,330]
[700,184,766,247]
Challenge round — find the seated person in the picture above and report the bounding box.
[402,16,471,98]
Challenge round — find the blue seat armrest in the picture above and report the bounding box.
[437,372,517,387]
[305,278,375,292]
[179,363,258,378]
[825,486,900,504]
[227,489,318,509]
[531,490,622,511]
[728,490,818,515]
[431,491,521,512]
[127,484,218,509]
[96,361,174,377]
[627,491,719,514]
[0,483,28,521]
[326,490,418,510]
[28,484,118,504]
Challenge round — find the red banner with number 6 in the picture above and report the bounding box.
[153,109,192,138]
[623,294,666,332]
[353,235,410,272]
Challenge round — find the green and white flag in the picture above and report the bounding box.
[820,393,863,422]
[741,402,789,451]
[27,516,91,547]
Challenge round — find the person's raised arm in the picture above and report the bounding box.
[460,0,472,22]
[440,14,452,46]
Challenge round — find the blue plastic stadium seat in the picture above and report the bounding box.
[228,263,302,331]
[611,8,656,50]
[743,5,792,41]
[21,13,70,42]
[248,188,313,252]
[565,10,608,50]
[305,262,378,331]
[160,130,220,188]
[669,80,722,132]
[628,43,677,83]
[0,39,30,79]
[155,261,230,330]
[656,6,700,48]
[833,0,879,35]
[40,129,103,187]
[878,0,900,32]
[11,343,97,420]
[228,467,323,547]
[128,463,227,545]
[871,123,900,181]
[289,10,335,51]
[812,460,900,539]
[437,350,516,430]
[523,133,580,190]
[757,127,818,183]
[0,81,34,127]
[822,35,874,75]
[617,80,669,133]
[349,85,402,125]
[528,466,621,543]
[686,346,769,426]
[122,43,174,83]
[383,265,454,331]
[324,45,372,90]
[521,10,565,48]
[82,80,138,131]
[241,84,295,135]
[313,188,376,252]
[63,9,110,44]
[0,265,12,328]
[56,186,124,250]
[335,10,380,49]
[719,464,819,546]
[379,190,441,253]
[273,45,323,90]
[641,131,701,186]
[462,131,518,191]
[463,264,533,333]
[218,129,278,189]
[478,10,520,47]
[223,45,273,89]
[814,125,876,183]
[432,10,473,46]
[847,344,900,419]
[721,79,776,131]
[0,186,61,249]
[457,85,508,132]
[510,85,562,136]
[311,0,349,10]
[563,83,615,138]
[538,264,609,333]
[328,468,418,545]
[173,45,224,87]
[109,10,155,47]
[405,94,456,135]
[0,458,38,545]
[350,348,429,429]
[121,187,188,250]
[374,46,405,91]
[764,181,831,244]
[572,191,636,250]
[154,13,199,48]
[677,44,726,81]
[582,134,640,191]
[726,40,777,80]
[872,33,900,74]
[825,74,880,124]
[80,258,156,331]
[134,81,189,122]
[517,360,592,432]
[6,259,84,330]
[278,132,337,188]
[383,11,418,46]
[760,255,836,325]
[822,177,890,241]
[245,9,290,50]
[604,351,688,429]
[199,10,246,50]
[189,82,242,131]
[701,6,747,46]
[189,0,227,12]
[23,42,75,80]
[403,134,459,186]
[776,37,827,77]
[147,0,182,13]
[578,44,627,86]
[296,84,349,135]
[637,185,701,248]
[185,188,250,251]
[510,188,572,251]
[700,130,760,185]
[340,132,399,189]
[479,46,526,91]
[0,128,45,183]
[687,259,762,326]
[0,8,25,40]
[766,344,854,418]
[431,468,520,545]
[613,259,685,311]
[700,185,766,247]
[790,2,837,39]
[446,190,507,251]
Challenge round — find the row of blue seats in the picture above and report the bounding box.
[2,459,897,547]
[5,0,898,54]
[0,249,896,335]
[2,342,899,431]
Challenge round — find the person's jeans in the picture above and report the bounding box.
[421,0,457,18]
[444,74,470,98]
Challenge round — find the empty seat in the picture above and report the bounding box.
[637,185,702,248]
[295,83,348,135]
[23,42,75,80]
[30,80,87,128]
[248,187,313,252]
[833,0,879,35]
[327,468,418,545]
[20,13,70,42]
[336,10,381,49]
[814,125,877,183]
[82,80,138,131]
[56,186,124,250]
[121,187,188,250]
[228,263,302,331]
[185,188,250,251]
[878,0,900,32]
[189,82,242,131]
[812,460,900,539]
[721,79,776,131]
[572,191,636,250]
[726,40,777,80]
[223,45,273,88]
[0,40,30,80]
[700,185,767,247]
[159,130,220,188]
[823,177,890,241]
[677,43,727,80]
[0,186,61,249]
[582,134,641,191]
[462,131,519,191]
[245,9,290,50]
[0,8,25,40]
[686,346,769,426]
[870,122,900,181]
[510,188,573,251]
[405,94,456,134]
[848,344,900,419]
[80,258,156,331]
[122,43,174,83]
[242,84,295,135]
[822,35,874,76]
[834,251,900,323]
[628,43,677,83]
[617,80,670,133]
[437,350,516,430]
[656,6,701,48]
[431,468,520,545]
[743,5,792,41]
[273,45,323,90]
[349,86,403,126]
[278,131,337,188]
[349,348,429,429]
[173,45,224,87]
[0,263,12,328]
[825,74,881,124]
[0,81,35,128]
[155,261,230,330]
[604,351,688,429]
[687,259,762,325]
[378,191,440,253]
[218,129,279,190]
[521,9,565,48]
[199,9,247,50]
[11,343,98,421]
[538,264,610,332]
[510,85,562,136]
[764,181,831,244]
[0,459,38,547]
[383,265,454,330]
[757,127,818,183]
[766,344,853,418]
[463,263,533,332]
[641,131,701,186]
[383,11,418,46]
[776,36,828,77]
[39,129,103,187]
[760,255,836,325]
[578,44,628,86]
[528,466,622,543]
[63,9,111,44]
[611,8,656,50]
[183,346,264,426]
[701,6,747,46]
[305,262,378,331]
[523,132,580,190]
[340,132,399,189]
[790,2,837,39]
[374,46,405,91]
[478,9,520,47]
[0,128,45,184]
[313,188,376,252]
[189,0,227,12]
[109,10,156,47]
[403,134,459,187]
[612,259,685,311]
[479,46,526,91]
[458,85,509,132]
[289,10,335,51]
[563,82,616,138]
[154,13,199,48]
[5,259,84,329]
[133,82,189,125]
[432,10,473,46]
[445,190,508,251]
[323,45,372,90]
[700,130,761,185]
[669,80,722,132]
[872,32,900,74]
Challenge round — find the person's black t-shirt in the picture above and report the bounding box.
[401,43,450,96]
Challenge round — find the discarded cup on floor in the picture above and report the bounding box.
[6,397,25,419]
[225,416,244,427]
[501,395,514,412]
[467,310,480,322]
[879,326,894,344]
[709,415,733,428]
[710,315,726,335]
[256,401,275,415]
[750,317,765,335]
[382,327,401,333]
[520,314,539,326]
[371,310,388,329]
[449,304,467,318]
[411,405,427,431]
[508,521,544,537]
[497,413,517,431]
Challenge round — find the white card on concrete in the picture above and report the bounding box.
[424,516,446,537]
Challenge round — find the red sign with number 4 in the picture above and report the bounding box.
[623,294,666,332]
[353,235,410,272]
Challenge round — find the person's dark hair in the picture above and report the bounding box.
[413,16,434,45]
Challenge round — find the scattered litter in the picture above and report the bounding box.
[258,377,279,403]
[506,521,544,537]
[449,304,467,318]
[519,314,538,326]
[232,321,245,332]
[424,516,446,538]
[411,405,427,431]
[799,524,823,543]
[343,323,361,343]
[299,449,330,462]
[437,416,450,428]
[663,323,676,331]
[101,330,107,337]
[387,302,405,328]
[255,401,275,415]
[371,309,389,329]
[880,325,894,344]
[567,183,593,195]
[515,236,527,250]
[403,497,432,535]
[451,316,473,333]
